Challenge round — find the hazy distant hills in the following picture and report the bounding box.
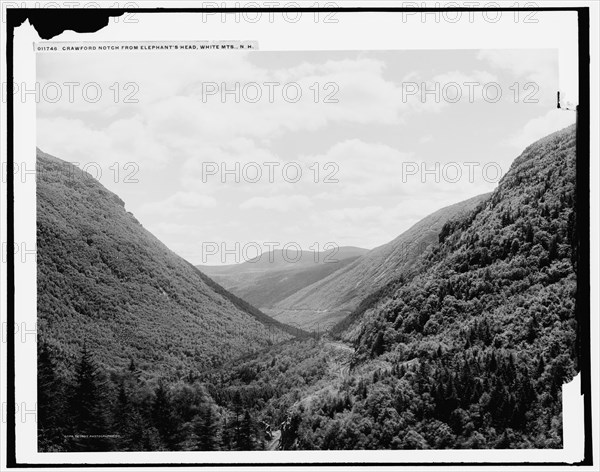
[199,247,368,310]
[37,149,296,378]
[264,194,489,329]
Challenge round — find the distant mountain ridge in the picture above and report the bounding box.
[264,193,490,329]
[36,149,301,379]
[202,246,367,271]
[200,247,368,309]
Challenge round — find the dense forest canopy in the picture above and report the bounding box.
[36,149,296,381]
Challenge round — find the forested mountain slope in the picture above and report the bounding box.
[266,194,489,329]
[37,149,294,379]
[200,247,367,310]
[278,124,578,449]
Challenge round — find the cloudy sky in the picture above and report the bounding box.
[37,48,575,265]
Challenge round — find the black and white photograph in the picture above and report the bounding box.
[1,3,598,470]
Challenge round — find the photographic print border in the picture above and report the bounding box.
[4,4,592,468]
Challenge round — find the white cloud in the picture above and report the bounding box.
[39,54,500,174]
[37,116,172,176]
[140,191,217,217]
[240,194,313,212]
[507,109,576,150]
[477,49,557,89]
[297,139,414,199]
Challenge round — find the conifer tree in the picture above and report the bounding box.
[237,410,255,450]
[152,380,177,449]
[38,340,65,451]
[69,343,112,451]
[195,404,219,451]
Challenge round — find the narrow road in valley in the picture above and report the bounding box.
[267,430,281,450]
[324,340,353,379]
[324,340,354,353]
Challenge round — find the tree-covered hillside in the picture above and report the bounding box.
[278,124,578,449]
[37,149,294,380]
